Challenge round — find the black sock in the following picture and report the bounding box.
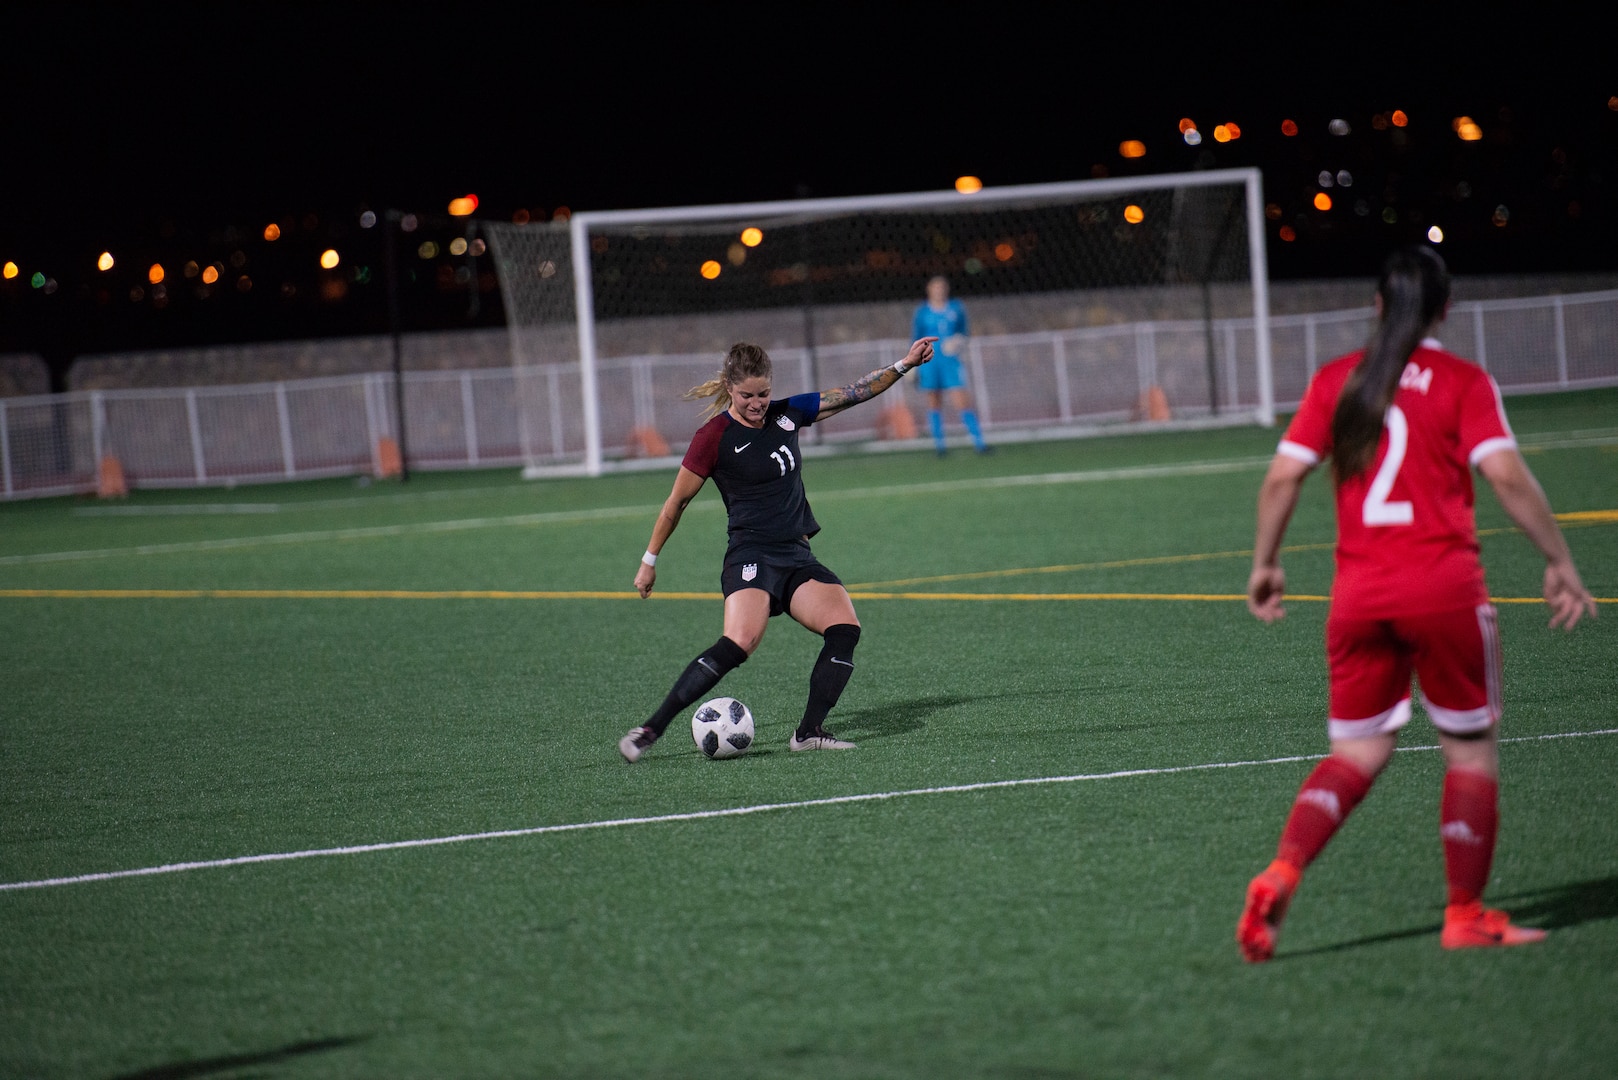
[645,636,748,736]
[797,623,860,737]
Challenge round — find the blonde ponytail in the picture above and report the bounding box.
[686,343,773,420]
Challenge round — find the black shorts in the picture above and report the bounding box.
[721,538,843,617]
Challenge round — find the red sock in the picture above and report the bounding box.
[1276,755,1375,870]
[1441,769,1499,907]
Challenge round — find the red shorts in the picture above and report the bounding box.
[1324,604,1502,740]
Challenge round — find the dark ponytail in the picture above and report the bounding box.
[1330,245,1451,483]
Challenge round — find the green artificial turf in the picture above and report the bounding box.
[1,389,1614,1078]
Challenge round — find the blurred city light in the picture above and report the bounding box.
[1177,118,1196,133]
[97,252,115,271]
[449,237,468,256]
[1279,226,1296,242]
[700,260,721,279]
[31,271,46,288]
[1337,170,1353,187]
[954,176,983,194]
[727,242,747,266]
[2,261,17,279]
[1329,119,1351,135]
[1453,116,1483,141]
[512,209,531,224]
[201,265,220,284]
[417,241,439,259]
[994,242,1014,261]
[1119,140,1146,159]
[1281,119,1299,136]
[740,227,763,247]
[359,210,377,228]
[469,238,485,257]
[448,194,479,217]
[320,249,340,269]
[1493,205,1510,226]
[1183,129,1202,146]
[1213,123,1240,142]
[1318,171,1334,188]
[263,223,281,241]
[183,260,199,278]
[1391,110,1409,127]
[1123,204,1145,224]
[148,264,165,284]
[1428,226,1445,242]
[1314,193,1333,211]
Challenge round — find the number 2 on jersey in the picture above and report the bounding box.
[1362,404,1414,526]
[769,444,796,476]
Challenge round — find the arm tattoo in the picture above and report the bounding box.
[820,366,898,413]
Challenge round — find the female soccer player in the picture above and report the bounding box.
[618,336,938,762]
[1236,245,1596,961]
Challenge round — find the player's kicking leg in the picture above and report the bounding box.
[620,636,748,762]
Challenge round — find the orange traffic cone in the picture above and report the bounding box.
[627,426,671,458]
[878,404,919,441]
[97,454,128,498]
[376,437,403,478]
[1136,385,1172,422]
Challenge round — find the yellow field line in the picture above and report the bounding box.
[846,511,1617,590]
[2,589,1613,605]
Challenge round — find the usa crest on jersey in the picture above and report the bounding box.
[742,563,758,581]
[776,415,796,431]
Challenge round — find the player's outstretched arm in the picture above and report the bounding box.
[1476,447,1597,630]
[1248,454,1312,623]
[635,467,706,599]
[817,337,936,419]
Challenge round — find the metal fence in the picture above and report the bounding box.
[5,288,1617,499]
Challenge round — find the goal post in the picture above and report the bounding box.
[484,167,1273,477]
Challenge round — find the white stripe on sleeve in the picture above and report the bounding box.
[1277,440,1320,466]
[1469,436,1517,468]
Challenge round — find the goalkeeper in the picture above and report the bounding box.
[911,275,989,455]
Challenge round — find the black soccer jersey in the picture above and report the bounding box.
[681,393,821,549]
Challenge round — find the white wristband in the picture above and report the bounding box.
[641,551,658,567]
[891,359,911,375]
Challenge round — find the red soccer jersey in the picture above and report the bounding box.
[1278,339,1517,619]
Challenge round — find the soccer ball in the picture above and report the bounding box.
[692,697,755,759]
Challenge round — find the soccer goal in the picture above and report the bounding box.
[483,168,1273,477]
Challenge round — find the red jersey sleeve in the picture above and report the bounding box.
[680,414,727,478]
[1278,358,1350,466]
[1456,368,1516,467]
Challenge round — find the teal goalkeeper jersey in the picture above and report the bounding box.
[912,298,968,351]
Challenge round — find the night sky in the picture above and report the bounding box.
[3,4,1613,376]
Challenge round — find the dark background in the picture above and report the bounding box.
[3,4,1613,387]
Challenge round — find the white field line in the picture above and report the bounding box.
[0,456,1274,566]
[3,727,1613,894]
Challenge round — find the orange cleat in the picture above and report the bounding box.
[1237,859,1302,963]
[1440,902,1547,950]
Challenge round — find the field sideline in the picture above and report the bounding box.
[2,388,1615,1078]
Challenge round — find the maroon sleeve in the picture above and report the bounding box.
[680,415,726,477]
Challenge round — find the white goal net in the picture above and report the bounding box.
[483,168,1273,476]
